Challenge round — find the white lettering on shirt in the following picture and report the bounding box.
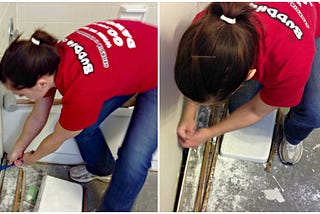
[251,3,304,40]
[295,2,314,7]
[77,30,109,69]
[66,39,94,75]
[68,21,137,71]
[93,21,137,48]
[289,2,310,29]
[67,40,94,75]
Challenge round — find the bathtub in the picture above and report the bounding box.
[1,100,158,170]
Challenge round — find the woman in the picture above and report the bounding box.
[0,19,157,211]
[175,2,320,165]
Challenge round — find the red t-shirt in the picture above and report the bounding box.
[194,2,320,107]
[55,20,157,131]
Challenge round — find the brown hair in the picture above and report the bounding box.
[0,29,60,89]
[175,2,260,103]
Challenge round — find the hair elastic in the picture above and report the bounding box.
[31,37,40,45]
[220,14,236,24]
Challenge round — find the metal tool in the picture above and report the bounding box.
[0,163,14,172]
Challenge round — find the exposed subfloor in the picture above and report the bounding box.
[179,128,320,212]
[0,163,157,212]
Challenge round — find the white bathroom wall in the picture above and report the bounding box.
[159,2,208,211]
[0,3,16,57]
[16,2,157,40]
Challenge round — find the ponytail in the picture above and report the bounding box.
[0,29,60,89]
[30,29,58,46]
[175,2,260,103]
[207,2,254,23]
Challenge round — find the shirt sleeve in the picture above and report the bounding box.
[43,87,56,97]
[259,44,315,107]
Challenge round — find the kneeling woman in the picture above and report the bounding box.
[0,19,157,211]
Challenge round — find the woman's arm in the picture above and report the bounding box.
[182,93,277,148]
[22,122,82,165]
[10,95,54,164]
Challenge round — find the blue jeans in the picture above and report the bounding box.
[284,38,320,145]
[74,88,158,211]
[228,38,320,145]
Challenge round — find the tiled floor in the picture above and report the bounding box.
[0,163,157,212]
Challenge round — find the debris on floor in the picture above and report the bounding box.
[178,132,320,212]
[0,160,157,212]
[0,164,50,212]
[177,105,320,212]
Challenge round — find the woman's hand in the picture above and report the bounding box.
[177,97,201,147]
[177,118,197,146]
[180,127,212,148]
[22,151,37,165]
[9,145,25,166]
